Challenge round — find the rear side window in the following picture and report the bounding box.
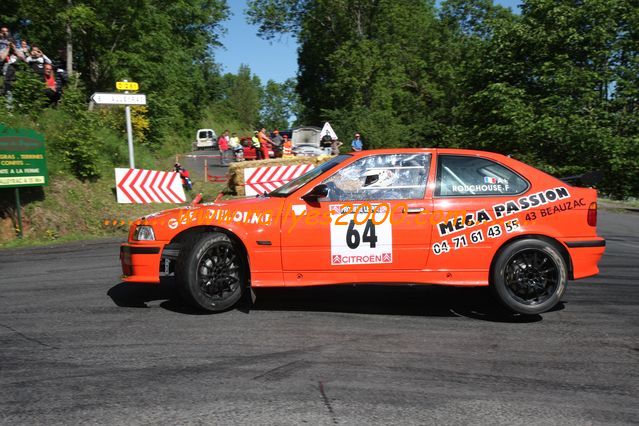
[436,155,528,197]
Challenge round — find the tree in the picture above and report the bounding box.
[260,78,298,129]
[220,65,262,128]
[6,0,230,145]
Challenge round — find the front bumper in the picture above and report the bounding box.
[120,243,163,283]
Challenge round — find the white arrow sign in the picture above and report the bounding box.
[91,92,147,105]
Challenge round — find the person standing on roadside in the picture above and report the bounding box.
[331,138,343,155]
[42,63,63,105]
[351,133,363,152]
[270,129,284,158]
[218,129,230,165]
[252,131,263,160]
[282,134,294,158]
[258,127,272,160]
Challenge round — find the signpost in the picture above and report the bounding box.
[115,81,139,91]
[0,125,49,238]
[91,92,146,105]
[91,81,146,169]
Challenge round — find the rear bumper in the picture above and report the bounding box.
[562,237,606,280]
[120,244,163,283]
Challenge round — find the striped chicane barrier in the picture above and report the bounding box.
[115,168,186,204]
[243,164,315,196]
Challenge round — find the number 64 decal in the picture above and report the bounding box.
[330,205,393,265]
[346,219,378,249]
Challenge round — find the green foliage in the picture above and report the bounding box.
[7,0,230,147]
[216,65,263,128]
[261,78,298,129]
[249,0,639,198]
[10,65,48,114]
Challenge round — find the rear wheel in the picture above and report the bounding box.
[176,233,246,312]
[491,239,567,315]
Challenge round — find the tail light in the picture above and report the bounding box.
[587,202,597,226]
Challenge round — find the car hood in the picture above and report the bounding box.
[138,196,286,225]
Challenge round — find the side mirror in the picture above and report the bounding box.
[302,184,329,202]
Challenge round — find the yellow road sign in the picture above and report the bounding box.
[116,81,139,91]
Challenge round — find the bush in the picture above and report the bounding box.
[10,65,48,115]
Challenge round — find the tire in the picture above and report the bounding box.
[491,239,567,315]
[176,233,246,312]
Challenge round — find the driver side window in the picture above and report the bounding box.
[322,153,430,201]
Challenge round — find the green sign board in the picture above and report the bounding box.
[0,125,49,188]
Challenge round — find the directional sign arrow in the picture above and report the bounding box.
[91,92,147,105]
[115,168,185,204]
[243,164,314,196]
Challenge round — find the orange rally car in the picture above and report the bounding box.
[120,148,605,315]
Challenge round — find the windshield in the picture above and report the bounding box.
[270,155,352,197]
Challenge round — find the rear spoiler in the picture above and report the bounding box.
[560,170,603,187]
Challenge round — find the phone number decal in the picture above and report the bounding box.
[432,219,520,255]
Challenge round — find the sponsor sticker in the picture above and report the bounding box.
[329,203,393,265]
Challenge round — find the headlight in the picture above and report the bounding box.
[133,225,155,241]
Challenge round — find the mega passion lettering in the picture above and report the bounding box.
[437,187,571,237]
[492,187,570,218]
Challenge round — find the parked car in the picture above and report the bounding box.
[291,126,331,157]
[120,148,605,315]
[239,137,274,160]
[193,129,217,150]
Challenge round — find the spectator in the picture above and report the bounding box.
[229,132,242,161]
[42,63,63,105]
[26,46,52,76]
[218,129,230,165]
[320,134,332,149]
[282,134,294,158]
[174,163,192,191]
[331,138,343,155]
[17,40,30,58]
[270,129,283,158]
[351,133,363,152]
[228,132,240,149]
[252,131,263,160]
[257,127,272,160]
[1,36,25,99]
[0,27,13,56]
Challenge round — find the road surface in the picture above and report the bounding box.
[0,210,637,425]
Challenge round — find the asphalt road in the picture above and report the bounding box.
[179,149,229,184]
[1,210,637,425]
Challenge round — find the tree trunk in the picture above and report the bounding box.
[66,0,73,76]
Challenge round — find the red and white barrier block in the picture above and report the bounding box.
[244,164,315,196]
[115,168,186,204]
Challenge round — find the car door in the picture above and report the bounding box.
[280,152,433,280]
[428,154,530,273]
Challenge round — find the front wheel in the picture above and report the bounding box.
[176,233,246,312]
[491,239,567,315]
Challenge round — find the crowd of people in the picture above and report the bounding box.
[214,127,296,165]
[0,26,67,106]
[216,128,364,165]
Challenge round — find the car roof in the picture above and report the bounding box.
[347,147,508,159]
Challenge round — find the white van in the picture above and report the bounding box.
[193,129,217,150]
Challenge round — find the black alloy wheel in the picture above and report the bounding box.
[491,239,567,315]
[504,248,559,306]
[197,241,241,303]
[176,233,246,312]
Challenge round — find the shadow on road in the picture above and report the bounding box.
[107,279,555,323]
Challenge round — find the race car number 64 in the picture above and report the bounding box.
[330,204,393,265]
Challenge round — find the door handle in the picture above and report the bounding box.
[404,207,424,214]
